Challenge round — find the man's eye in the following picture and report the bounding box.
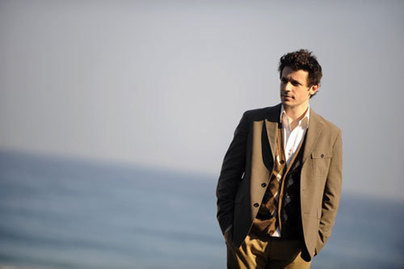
[292,81,300,86]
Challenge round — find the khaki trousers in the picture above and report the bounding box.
[226,234,311,269]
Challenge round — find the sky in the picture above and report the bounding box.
[0,0,403,200]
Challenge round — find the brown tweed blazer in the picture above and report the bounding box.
[216,104,342,260]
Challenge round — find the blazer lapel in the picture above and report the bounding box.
[264,104,281,161]
[302,109,324,164]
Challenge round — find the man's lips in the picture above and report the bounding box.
[281,94,293,99]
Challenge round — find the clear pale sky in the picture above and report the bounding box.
[1,0,403,200]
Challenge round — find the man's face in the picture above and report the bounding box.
[280,66,318,111]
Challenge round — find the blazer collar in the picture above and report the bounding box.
[264,104,281,161]
[263,104,324,164]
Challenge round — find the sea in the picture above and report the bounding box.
[0,150,403,269]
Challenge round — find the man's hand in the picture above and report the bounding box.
[224,225,232,244]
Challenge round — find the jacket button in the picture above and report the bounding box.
[280,160,285,164]
[261,183,267,188]
[253,203,259,208]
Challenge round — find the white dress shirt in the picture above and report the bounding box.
[280,105,310,167]
[271,105,310,237]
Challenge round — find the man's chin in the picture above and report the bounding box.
[281,100,293,106]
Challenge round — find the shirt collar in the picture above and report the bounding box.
[280,105,310,129]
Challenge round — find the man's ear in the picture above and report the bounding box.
[309,84,319,96]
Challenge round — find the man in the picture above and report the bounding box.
[216,49,342,268]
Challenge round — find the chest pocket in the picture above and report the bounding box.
[311,152,333,178]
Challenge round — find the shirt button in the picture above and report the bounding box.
[261,183,267,188]
[253,203,259,208]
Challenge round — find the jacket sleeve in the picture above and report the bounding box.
[216,112,250,235]
[315,129,343,254]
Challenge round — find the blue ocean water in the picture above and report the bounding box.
[0,150,403,269]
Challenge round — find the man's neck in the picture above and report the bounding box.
[283,104,309,121]
[283,105,309,130]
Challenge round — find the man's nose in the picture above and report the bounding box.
[284,82,292,92]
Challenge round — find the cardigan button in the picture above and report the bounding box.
[253,203,259,208]
[261,183,267,188]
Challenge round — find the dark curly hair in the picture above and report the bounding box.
[278,49,322,88]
